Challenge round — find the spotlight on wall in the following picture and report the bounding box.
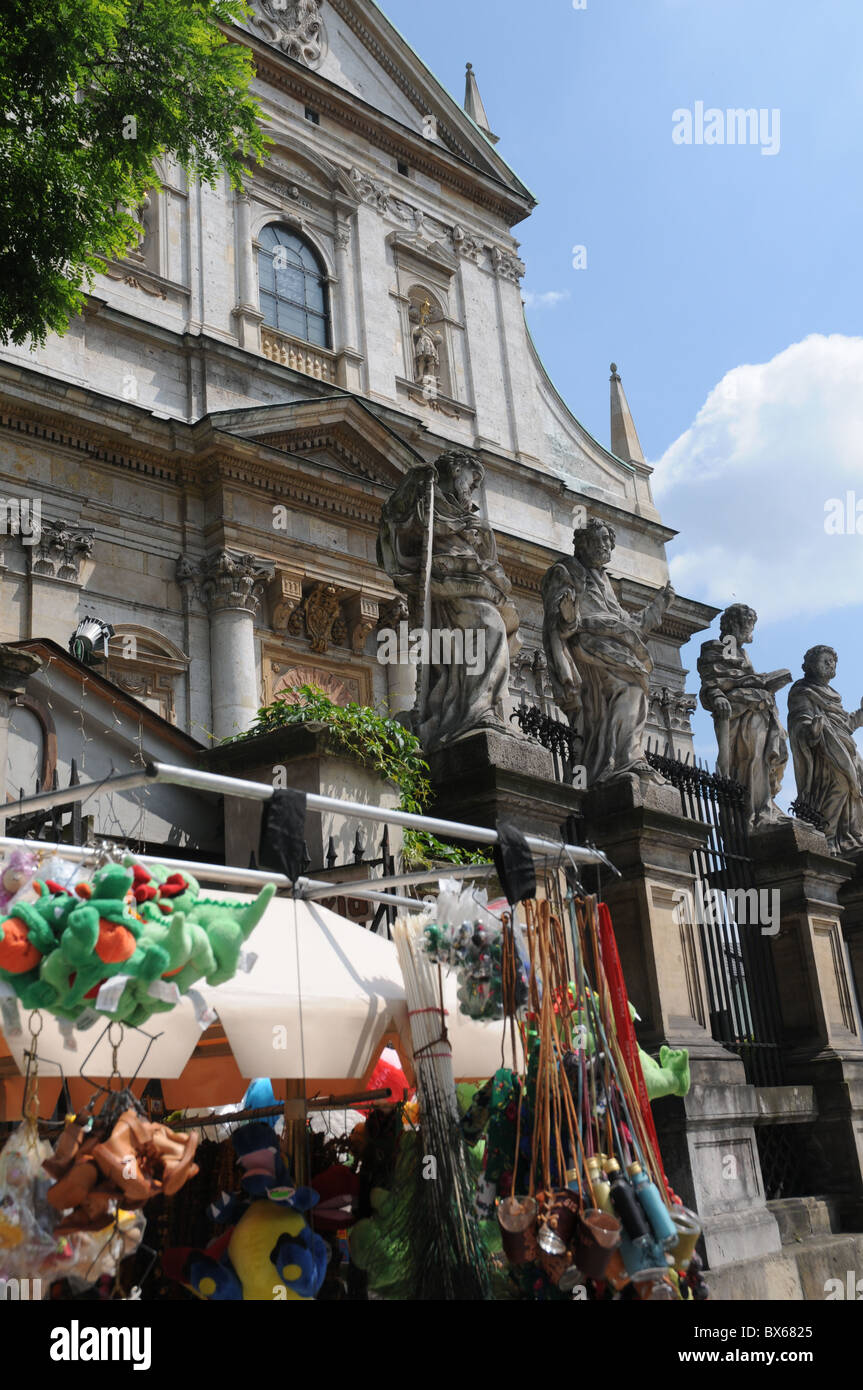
[69,616,115,667]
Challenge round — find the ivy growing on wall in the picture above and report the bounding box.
[226,684,489,866]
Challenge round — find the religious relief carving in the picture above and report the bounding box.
[541,517,674,785]
[286,582,349,653]
[490,246,526,283]
[254,0,327,67]
[30,520,94,582]
[787,644,863,854]
[178,550,275,615]
[377,451,521,751]
[698,604,790,826]
[378,594,409,631]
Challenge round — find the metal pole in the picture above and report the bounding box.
[3,760,619,872]
[417,467,436,728]
[0,835,422,910]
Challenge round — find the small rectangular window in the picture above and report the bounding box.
[397,160,409,177]
[304,107,320,125]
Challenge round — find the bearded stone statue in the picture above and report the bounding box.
[541,517,674,785]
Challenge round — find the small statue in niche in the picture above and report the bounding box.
[787,645,863,854]
[411,298,442,384]
[697,603,790,826]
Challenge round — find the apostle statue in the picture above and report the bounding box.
[787,645,863,854]
[412,299,441,383]
[541,516,674,785]
[697,604,791,826]
[377,451,520,751]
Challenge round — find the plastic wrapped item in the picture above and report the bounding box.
[421,882,529,1021]
[0,1121,77,1290]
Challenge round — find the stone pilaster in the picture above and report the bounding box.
[751,818,863,1226]
[232,193,263,350]
[581,776,783,1268]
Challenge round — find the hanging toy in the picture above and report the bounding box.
[167,1122,328,1301]
[0,850,38,912]
[421,883,529,1021]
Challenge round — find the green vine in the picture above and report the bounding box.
[224,684,489,867]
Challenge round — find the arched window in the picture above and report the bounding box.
[257,224,330,349]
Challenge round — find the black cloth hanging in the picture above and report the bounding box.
[492,820,536,905]
[259,788,308,883]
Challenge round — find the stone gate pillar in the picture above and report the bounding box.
[750,819,863,1228]
[581,777,783,1269]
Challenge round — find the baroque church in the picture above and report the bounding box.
[0,0,713,816]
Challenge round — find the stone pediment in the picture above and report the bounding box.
[237,0,532,200]
[210,397,421,490]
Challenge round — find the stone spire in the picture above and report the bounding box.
[464,62,499,144]
[609,362,646,464]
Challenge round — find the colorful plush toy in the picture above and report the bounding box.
[36,865,168,1021]
[168,1122,328,1301]
[0,861,276,1025]
[106,864,275,1025]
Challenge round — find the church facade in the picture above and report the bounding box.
[0,0,712,780]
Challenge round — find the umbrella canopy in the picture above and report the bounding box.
[200,893,517,1088]
[0,994,203,1080]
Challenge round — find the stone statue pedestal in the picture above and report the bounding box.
[751,820,863,1228]
[581,774,783,1270]
[426,728,583,843]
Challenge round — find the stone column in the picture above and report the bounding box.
[377,597,414,717]
[232,194,263,350]
[581,777,783,1268]
[0,644,42,831]
[199,550,274,741]
[750,819,863,1226]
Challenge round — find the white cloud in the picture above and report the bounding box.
[522,290,570,309]
[652,333,863,621]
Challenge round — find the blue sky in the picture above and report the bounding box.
[382,0,863,793]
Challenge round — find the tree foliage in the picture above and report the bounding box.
[0,0,268,346]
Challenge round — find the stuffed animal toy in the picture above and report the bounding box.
[0,861,276,1025]
[106,866,275,1025]
[37,865,169,1021]
[0,850,38,912]
[0,883,79,1010]
[170,1122,328,1301]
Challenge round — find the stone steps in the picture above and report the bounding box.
[705,1228,863,1301]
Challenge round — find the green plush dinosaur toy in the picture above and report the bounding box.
[98,864,276,1024]
[0,888,72,1009]
[37,864,169,1021]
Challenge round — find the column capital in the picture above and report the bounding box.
[30,518,95,582]
[178,550,275,616]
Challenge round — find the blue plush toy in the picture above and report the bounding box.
[177,1122,328,1302]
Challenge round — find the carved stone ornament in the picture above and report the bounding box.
[178,550,275,616]
[491,246,526,283]
[254,0,327,68]
[287,582,350,654]
[30,519,95,582]
[270,571,304,633]
[348,167,390,214]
